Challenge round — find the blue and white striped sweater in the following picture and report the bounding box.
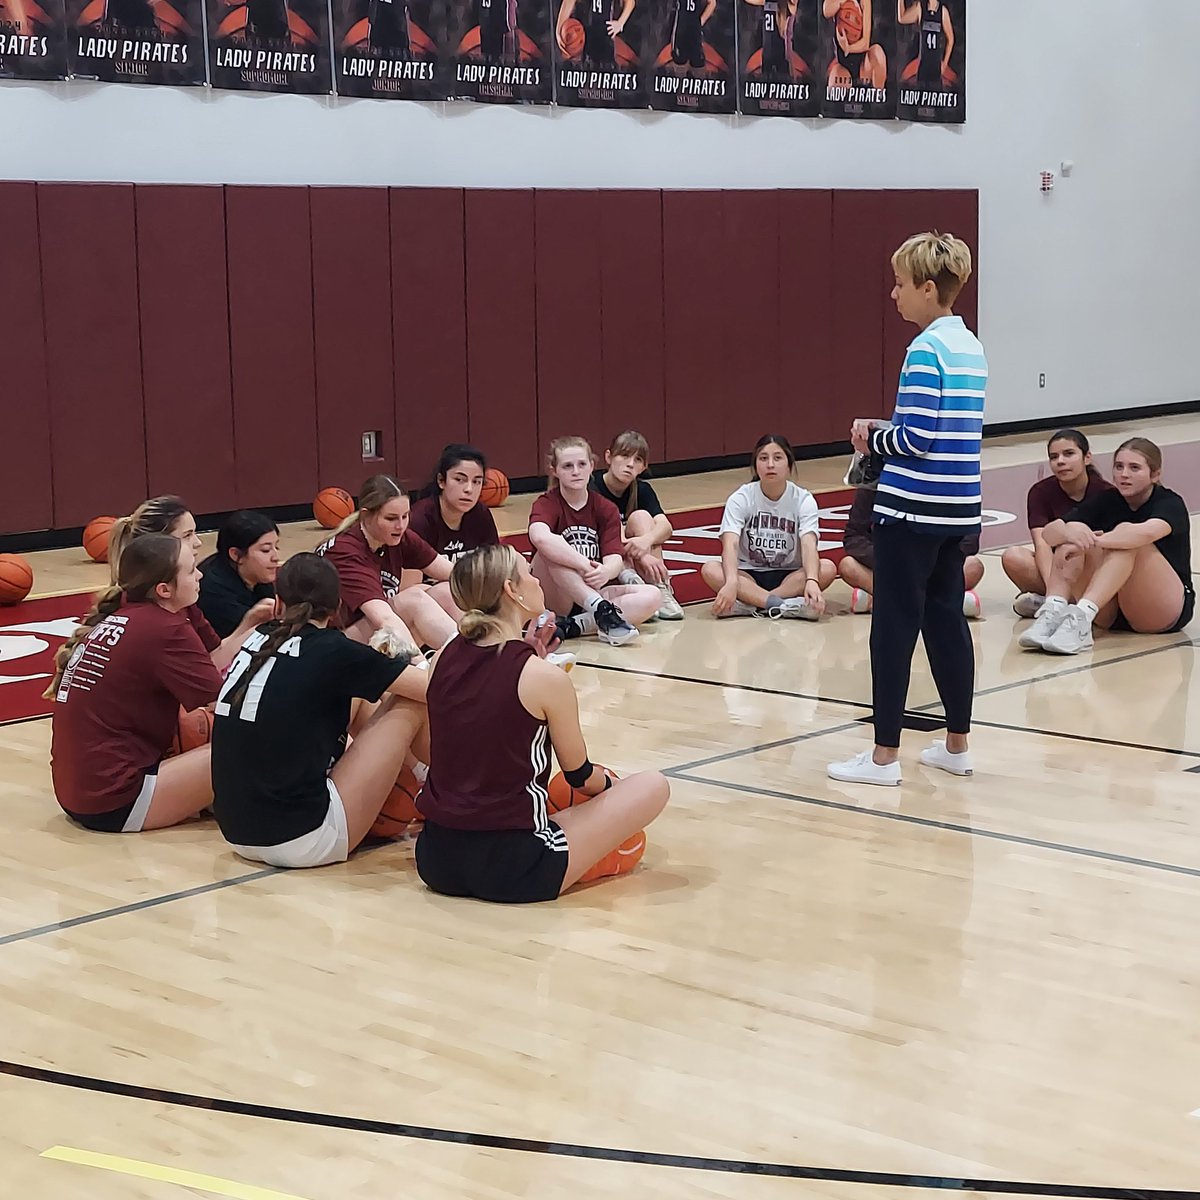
[870,314,988,537]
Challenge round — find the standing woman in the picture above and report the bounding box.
[1002,429,1114,617]
[109,495,274,671]
[47,535,222,832]
[316,473,458,653]
[198,510,280,638]
[415,545,670,903]
[829,232,987,786]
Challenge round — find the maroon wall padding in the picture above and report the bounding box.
[535,190,604,461]
[722,191,781,455]
[464,190,539,478]
[38,183,146,528]
[599,190,665,460]
[662,190,728,461]
[225,186,319,509]
[391,188,468,489]
[778,190,837,447]
[136,185,236,513]
[311,187,395,494]
[0,183,53,534]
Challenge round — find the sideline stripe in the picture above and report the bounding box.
[41,1146,308,1200]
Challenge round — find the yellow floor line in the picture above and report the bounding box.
[41,1146,311,1200]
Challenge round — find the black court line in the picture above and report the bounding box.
[676,774,1200,882]
[0,868,278,947]
[0,712,51,729]
[968,718,1200,762]
[666,720,865,776]
[0,1060,1189,1199]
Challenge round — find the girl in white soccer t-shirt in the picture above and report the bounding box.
[701,434,837,619]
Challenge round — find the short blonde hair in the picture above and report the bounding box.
[891,231,972,307]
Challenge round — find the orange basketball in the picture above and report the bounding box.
[547,765,619,813]
[166,706,214,757]
[83,516,117,563]
[560,16,584,58]
[0,554,33,605]
[480,468,509,508]
[836,0,863,43]
[370,764,423,839]
[314,487,354,529]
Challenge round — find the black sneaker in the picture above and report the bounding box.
[593,599,639,646]
[556,614,583,641]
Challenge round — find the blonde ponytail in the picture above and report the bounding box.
[108,495,191,584]
[329,474,405,539]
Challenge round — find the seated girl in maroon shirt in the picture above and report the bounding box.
[1001,429,1114,618]
[110,495,275,671]
[527,437,661,647]
[48,534,223,833]
[416,545,670,904]
[316,473,458,654]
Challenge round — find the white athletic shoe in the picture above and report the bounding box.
[768,596,820,621]
[826,750,902,787]
[617,568,644,587]
[1018,601,1069,650]
[919,740,974,777]
[546,651,577,674]
[849,587,873,614]
[655,581,685,621]
[717,600,760,619]
[962,590,982,620]
[1013,592,1045,619]
[1042,605,1094,655]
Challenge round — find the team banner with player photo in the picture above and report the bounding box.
[645,0,734,114]
[332,0,446,99]
[206,0,332,93]
[0,0,68,78]
[444,0,552,103]
[67,0,203,84]
[818,0,894,120]
[895,0,963,123]
[736,0,817,117]
[552,0,646,108]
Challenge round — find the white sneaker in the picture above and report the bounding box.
[768,596,819,621]
[1013,592,1045,619]
[655,581,685,621]
[717,600,760,619]
[617,568,644,587]
[919,740,973,776]
[1018,601,1068,650]
[962,590,982,620]
[826,750,902,787]
[1042,605,1094,655]
[546,651,577,673]
[850,588,872,614]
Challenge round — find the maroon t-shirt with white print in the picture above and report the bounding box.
[316,522,437,628]
[528,489,623,562]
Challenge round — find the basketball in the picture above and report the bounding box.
[166,706,214,757]
[560,17,584,58]
[0,554,33,606]
[836,0,863,43]
[83,516,117,563]
[547,765,619,813]
[369,763,423,839]
[481,469,510,508]
[314,487,354,529]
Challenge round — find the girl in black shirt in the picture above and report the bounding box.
[198,511,280,638]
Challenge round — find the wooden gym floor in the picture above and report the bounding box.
[2,414,1200,1200]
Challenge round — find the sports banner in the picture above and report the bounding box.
[444,0,552,104]
[0,0,68,78]
[552,0,646,108]
[818,0,894,120]
[332,0,446,99]
[737,0,818,117]
[646,0,734,114]
[895,0,963,123]
[67,0,203,84]
[207,0,333,93]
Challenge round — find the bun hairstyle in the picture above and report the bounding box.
[222,553,344,709]
[46,533,182,699]
[108,495,190,584]
[329,474,406,538]
[450,545,524,644]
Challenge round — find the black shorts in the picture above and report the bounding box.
[745,567,800,592]
[584,21,614,64]
[415,819,569,904]
[672,24,704,67]
[61,765,159,833]
[1111,586,1195,634]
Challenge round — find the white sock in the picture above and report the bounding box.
[1044,595,1068,613]
[584,592,604,612]
[574,610,597,635]
[1077,599,1099,624]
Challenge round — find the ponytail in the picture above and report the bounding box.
[222,605,312,710]
[451,545,524,644]
[329,474,405,539]
[43,586,125,700]
[108,495,191,584]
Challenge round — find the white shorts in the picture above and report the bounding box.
[230,779,350,869]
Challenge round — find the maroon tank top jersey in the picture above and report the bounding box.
[419,638,552,833]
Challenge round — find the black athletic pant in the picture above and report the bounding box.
[869,521,975,747]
